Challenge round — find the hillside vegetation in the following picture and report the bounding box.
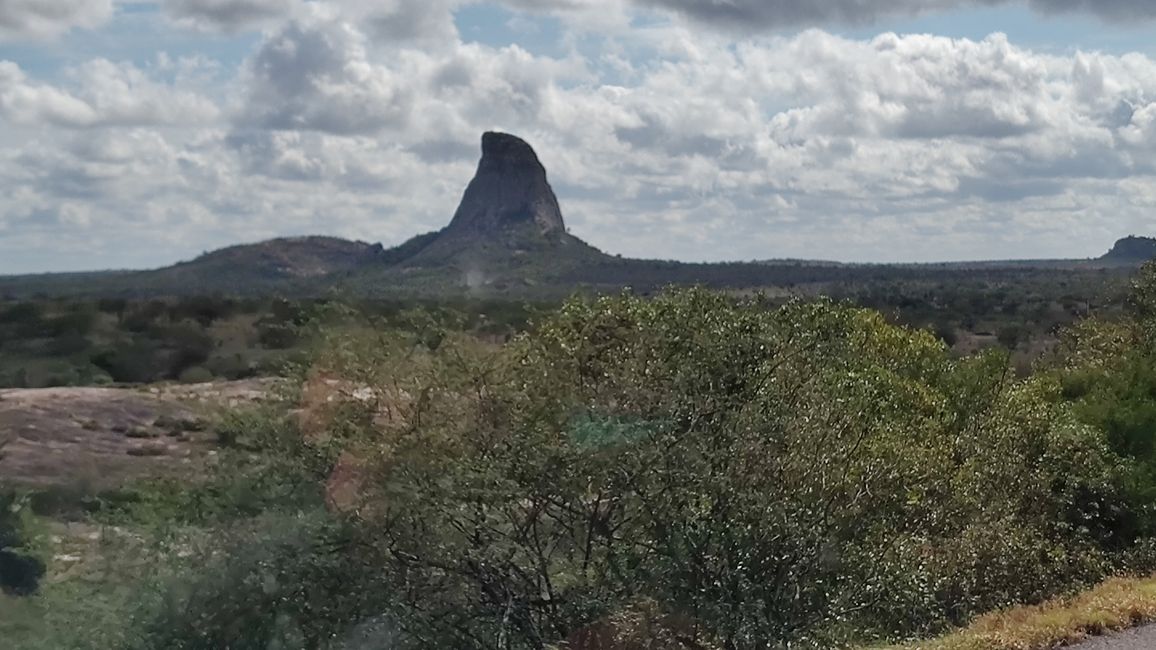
[4,264,1156,649]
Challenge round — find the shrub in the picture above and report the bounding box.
[205,353,257,380]
[92,341,163,384]
[0,492,45,597]
[120,513,394,650]
[294,290,1142,648]
[177,366,214,384]
[161,323,215,377]
[102,284,1156,650]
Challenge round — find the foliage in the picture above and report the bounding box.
[10,268,1156,649]
[873,574,1156,650]
[0,491,45,597]
[119,513,393,650]
[283,289,1145,648]
[1050,261,1156,534]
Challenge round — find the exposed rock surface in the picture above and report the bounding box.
[397,132,606,275]
[0,380,274,489]
[446,131,566,237]
[1066,624,1156,649]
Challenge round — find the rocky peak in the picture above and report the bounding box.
[445,131,566,237]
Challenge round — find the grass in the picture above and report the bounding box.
[876,575,1156,650]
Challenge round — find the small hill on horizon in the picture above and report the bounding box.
[166,236,386,280]
[1102,236,1156,262]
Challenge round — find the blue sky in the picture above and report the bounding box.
[1,0,1156,273]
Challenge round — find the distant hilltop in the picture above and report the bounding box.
[1102,236,1156,262]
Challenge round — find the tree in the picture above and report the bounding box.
[294,290,1137,648]
[0,490,44,597]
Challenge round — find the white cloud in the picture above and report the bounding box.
[0,0,111,41]
[335,0,463,45]
[0,59,219,128]
[0,62,98,127]
[238,8,412,134]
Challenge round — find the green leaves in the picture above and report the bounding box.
[108,284,1156,649]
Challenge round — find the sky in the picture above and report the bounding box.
[1,1,1156,273]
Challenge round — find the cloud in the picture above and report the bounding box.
[6,7,1156,272]
[336,0,463,45]
[238,9,412,134]
[164,0,293,32]
[635,0,1156,30]
[1028,0,1156,22]
[0,59,220,128]
[0,0,111,41]
[0,62,98,127]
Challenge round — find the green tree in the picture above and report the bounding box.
[0,490,45,597]
[296,290,1138,648]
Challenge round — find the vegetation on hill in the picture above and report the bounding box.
[0,263,1130,389]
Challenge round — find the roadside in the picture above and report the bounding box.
[877,575,1156,650]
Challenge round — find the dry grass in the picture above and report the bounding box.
[875,575,1156,650]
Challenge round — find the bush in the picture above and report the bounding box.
[289,290,1142,648]
[177,366,214,384]
[1052,261,1156,533]
[121,514,394,650]
[205,353,258,380]
[257,322,298,349]
[161,323,215,377]
[92,341,163,384]
[98,283,1156,649]
[0,492,45,597]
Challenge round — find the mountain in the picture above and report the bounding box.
[378,131,607,270]
[1102,236,1156,262]
[341,132,610,294]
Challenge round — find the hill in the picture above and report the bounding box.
[1103,236,1156,262]
[135,236,387,293]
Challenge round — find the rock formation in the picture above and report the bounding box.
[397,131,605,272]
[1103,236,1156,262]
[446,131,566,237]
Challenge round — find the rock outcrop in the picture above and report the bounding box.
[446,131,566,237]
[394,131,606,275]
[1103,236,1156,262]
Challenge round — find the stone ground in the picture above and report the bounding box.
[1067,625,1156,649]
[0,379,276,490]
